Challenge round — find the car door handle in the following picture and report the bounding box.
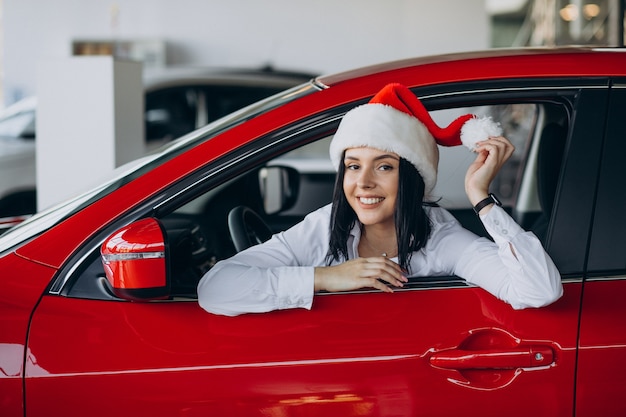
[430,345,554,370]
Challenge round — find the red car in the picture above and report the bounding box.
[1,47,625,416]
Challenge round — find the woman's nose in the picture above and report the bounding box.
[357,169,374,188]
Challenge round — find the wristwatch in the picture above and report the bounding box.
[473,193,502,215]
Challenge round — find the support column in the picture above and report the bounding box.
[36,56,143,211]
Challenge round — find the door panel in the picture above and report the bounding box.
[26,283,580,416]
[576,280,626,417]
[576,85,626,417]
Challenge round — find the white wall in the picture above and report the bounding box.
[3,0,490,104]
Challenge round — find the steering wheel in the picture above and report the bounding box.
[227,206,273,252]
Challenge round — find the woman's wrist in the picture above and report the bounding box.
[313,267,325,292]
[472,193,502,215]
[467,189,489,206]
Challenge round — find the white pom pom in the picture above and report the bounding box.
[460,116,503,150]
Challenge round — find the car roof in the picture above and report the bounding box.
[0,96,38,118]
[143,66,317,92]
[316,47,626,89]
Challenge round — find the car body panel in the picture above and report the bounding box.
[25,283,582,416]
[576,280,626,416]
[0,252,56,416]
[0,47,624,416]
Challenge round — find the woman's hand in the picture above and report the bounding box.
[465,136,515,207]
[314,257,408,293]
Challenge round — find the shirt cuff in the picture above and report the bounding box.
[479,205,525,245]
[276,266,315,310]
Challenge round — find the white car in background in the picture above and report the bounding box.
[0,67,315,228]
[0,96,37,223]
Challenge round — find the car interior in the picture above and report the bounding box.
[65,100,570,302]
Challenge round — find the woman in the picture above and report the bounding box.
[197,83,562,316]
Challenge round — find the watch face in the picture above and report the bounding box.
[489,193,502,206]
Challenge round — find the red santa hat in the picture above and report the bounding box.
[329,83,502,196]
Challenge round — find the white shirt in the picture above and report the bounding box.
[197,204,563,316]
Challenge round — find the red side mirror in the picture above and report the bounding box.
[101,218,170,301]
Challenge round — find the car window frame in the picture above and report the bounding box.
[586,81,626,276]
[58,78,608,301]
[545,85,610,276]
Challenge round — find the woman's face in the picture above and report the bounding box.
[343,147,400,229]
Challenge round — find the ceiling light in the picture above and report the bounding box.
[583,4,601,19]
[560,4,579,22]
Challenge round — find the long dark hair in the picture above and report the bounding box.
[325,153,433,273]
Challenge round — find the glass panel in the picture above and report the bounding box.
[433,104,537,209]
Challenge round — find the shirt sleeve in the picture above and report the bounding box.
[430,206,563,310]
[197,205,331,316]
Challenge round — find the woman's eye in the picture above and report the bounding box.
[346,164,360,170]
[379,164,393,171]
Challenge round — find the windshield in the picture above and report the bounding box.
[0,83,318,254]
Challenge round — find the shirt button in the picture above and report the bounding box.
[494,219,500,225]
[502,229,508,235]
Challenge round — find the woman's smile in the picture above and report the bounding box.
[358,196,385,205]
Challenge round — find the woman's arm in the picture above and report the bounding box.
[442,135,563,309]
[455,206,563,309]
[464,136,515,214]
[197,206,333,316]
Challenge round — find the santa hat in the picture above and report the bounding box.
[329,83,502,196]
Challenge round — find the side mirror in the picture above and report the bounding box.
[259,165,300,215]
[101,218,170,301]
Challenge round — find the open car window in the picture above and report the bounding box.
[65,97,568,302]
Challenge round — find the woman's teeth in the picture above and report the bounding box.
[360,197,384,205]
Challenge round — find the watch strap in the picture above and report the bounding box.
[473,193,501,215]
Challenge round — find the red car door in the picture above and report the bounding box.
[24,84,606,416]
[26,279,579,416]
[575,84,626,416]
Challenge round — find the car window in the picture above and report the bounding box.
[271,103,546,237]
[162,100,561,298]
[145,87,199,142]
[202,86,291,122]
[432,104,537,209]
[64,96,569,301]
[145,85,298,143]
[273,104,537,208]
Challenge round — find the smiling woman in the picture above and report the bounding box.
[197,83,563,316]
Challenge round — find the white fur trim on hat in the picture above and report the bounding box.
[330,103,439,196]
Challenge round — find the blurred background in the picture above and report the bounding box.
[1,0,624,107]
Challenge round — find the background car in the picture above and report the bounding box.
[0,66,315,222]
[0,96,37,223]
[0,47,625,416]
